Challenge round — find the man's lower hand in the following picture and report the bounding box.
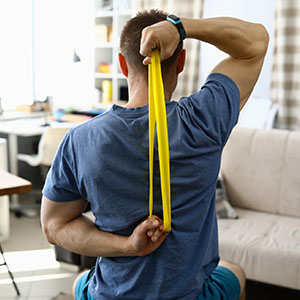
[126,215,169,256]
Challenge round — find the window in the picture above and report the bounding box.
[0,0,94,110]
[0,0,33,110]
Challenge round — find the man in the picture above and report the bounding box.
[41,10,268,300]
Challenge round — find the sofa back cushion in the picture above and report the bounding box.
[221,127,300,218]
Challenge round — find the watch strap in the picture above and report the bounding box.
[166,14,186,43]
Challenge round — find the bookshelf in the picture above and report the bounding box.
[94,0,132,105]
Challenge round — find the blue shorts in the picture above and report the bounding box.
[74,265,240,300]
[194,266,241,300]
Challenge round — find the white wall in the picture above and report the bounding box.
[200,0,275,100]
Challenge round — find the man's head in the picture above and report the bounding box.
[120,9,184,81]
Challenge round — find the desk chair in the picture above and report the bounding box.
[16,127,70,216]
[17,127,70,167]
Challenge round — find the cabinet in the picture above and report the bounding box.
[94,0,132,105]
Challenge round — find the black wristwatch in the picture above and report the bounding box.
[166,14,186,43]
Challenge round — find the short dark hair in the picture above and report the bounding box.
[120,9,183,79]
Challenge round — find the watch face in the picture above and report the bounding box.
[168,14,180,22]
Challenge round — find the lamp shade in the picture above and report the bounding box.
[73,49,81,62]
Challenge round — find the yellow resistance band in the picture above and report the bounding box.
[148,49,171,232]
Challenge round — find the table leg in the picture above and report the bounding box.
[7,133,18,175]
[7,133,19,209]
[0,196,9,242]
[0,139,10,239]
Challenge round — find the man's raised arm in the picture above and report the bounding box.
[140,16,269,109]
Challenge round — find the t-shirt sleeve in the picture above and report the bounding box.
[42,129,82,202]
[178,73,240,147]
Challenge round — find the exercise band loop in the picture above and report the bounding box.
[148,49,171,232]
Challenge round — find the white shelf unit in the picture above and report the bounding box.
[94,0,132,104]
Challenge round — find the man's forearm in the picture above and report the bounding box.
[46,215,131,257]
[182,17,268,60]
[43,210,167,258]
[41,196,168,258]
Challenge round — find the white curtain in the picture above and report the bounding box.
[271,0,300,130]
[132,0,204,100]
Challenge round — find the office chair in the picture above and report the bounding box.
[17,127,70,167]
[16,127,70,216]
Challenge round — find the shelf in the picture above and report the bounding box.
[94,73,112,79]
[94,1,131,103]
[94,42,114,48]
[94,73,126,79]
[116,73,126,79]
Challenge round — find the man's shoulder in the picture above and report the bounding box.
[71,109,113,132]
[205,72,239,90]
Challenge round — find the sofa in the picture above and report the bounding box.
[219,126,300,298]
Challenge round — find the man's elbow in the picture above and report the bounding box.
[257,23,269,56]
[41,218,58,245]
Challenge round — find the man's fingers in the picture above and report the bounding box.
[138,215,165,242]
[151,229,162,242]
[150,222,170,242]
[143,56,152,65]
[140,27,161,65]
[138,217,160,235]
[139,37,154,58]
[147,230,154,237]
[140,28,155,56]
[151,228,169,242]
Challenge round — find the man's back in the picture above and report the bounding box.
[44,73,239,299]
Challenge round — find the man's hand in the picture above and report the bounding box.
[140,21,180,65]
[42,196,168,257]
[126,215,169,256]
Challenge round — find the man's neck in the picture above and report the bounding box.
[124,74,173,109]
[124,76,148,108]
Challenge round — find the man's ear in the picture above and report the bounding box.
[176,49,186,74]
[118,53,128,77]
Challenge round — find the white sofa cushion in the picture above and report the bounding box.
[218,208,300,290]
[221,127,300,218]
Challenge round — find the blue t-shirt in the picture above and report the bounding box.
[43,73,240,300]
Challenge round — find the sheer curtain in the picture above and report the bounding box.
[132,0,203,100]
[271,0,300,130]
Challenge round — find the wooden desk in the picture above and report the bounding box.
[0,116,83,175]
[0,170,32,196]
[0,170,32,242]
[48,113,92,123]
[0,170,32,243]
[0,171,31,297]
[0,117,81,211]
